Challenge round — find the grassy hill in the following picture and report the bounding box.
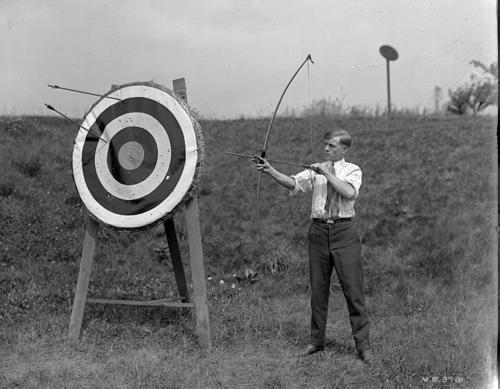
[0,114,497,388]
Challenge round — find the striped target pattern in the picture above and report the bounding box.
[72,83,201,229]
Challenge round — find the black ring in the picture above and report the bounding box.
[106,126,158,185]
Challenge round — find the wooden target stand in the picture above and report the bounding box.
[68,79,211,349]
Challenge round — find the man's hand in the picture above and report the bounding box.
[252,155,300,190]
[309,163,326,175]
[253,155,273,174]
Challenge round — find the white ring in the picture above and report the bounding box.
[94,112,171,200]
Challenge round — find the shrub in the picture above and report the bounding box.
[447,60,498,115]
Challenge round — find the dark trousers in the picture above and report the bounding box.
[308,220,370,351]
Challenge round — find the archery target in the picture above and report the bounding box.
[72,82,203,229]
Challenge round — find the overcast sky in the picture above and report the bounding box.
[1,0,497,118]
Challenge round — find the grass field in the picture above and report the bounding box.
[0,114,497,388]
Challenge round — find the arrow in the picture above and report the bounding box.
[48,84,121,101]
[224,151,314,170]
[43,104,107,143]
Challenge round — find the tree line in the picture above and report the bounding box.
[296,59,498,118]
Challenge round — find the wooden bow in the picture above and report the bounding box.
[256,54,314,253]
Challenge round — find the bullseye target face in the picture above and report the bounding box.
[72,82,203,229]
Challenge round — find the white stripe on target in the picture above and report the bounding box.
[94,112,171,201]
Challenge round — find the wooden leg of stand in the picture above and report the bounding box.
[164,218,190,302]
[68,216,98,340]
[185,196,211,349]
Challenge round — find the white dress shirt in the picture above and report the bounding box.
[290,159,362,219]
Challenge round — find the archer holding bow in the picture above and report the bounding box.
[254,128,372,363]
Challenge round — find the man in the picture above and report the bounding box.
[254,128,371,363]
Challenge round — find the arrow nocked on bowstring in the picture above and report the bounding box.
[224,151,312,169]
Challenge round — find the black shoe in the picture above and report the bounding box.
[357,349,373,364]
[298,344,324,356]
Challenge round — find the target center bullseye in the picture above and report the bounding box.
[117,141,145,170]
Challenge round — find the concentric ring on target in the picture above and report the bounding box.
[72,82,203,229]
[94,112,172,200]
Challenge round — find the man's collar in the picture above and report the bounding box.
[330,159,346,168]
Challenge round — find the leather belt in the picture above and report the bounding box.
[312,218,352,224]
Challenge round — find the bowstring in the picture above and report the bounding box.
[278,65,314,253]
[307,59,313,154]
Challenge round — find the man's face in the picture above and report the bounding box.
[324,137,346,162]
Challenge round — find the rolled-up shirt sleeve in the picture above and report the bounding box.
[290,169,314,195]
[344,167,362,198]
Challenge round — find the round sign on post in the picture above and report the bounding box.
[72,81,204,229]
[379,45,399,117]
[379,45,399,61]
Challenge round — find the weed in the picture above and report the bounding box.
[13,155,42,177]
[260,246,292,274]
[0,181,15,197]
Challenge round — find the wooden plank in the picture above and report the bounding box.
[86,298,194,308]
[173,77,211,349]
[164,219,190,302]
[68,216,99,339]
[185,196,212,349]
[172,78,187,100]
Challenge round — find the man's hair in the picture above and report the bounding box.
[323,129,352,147]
